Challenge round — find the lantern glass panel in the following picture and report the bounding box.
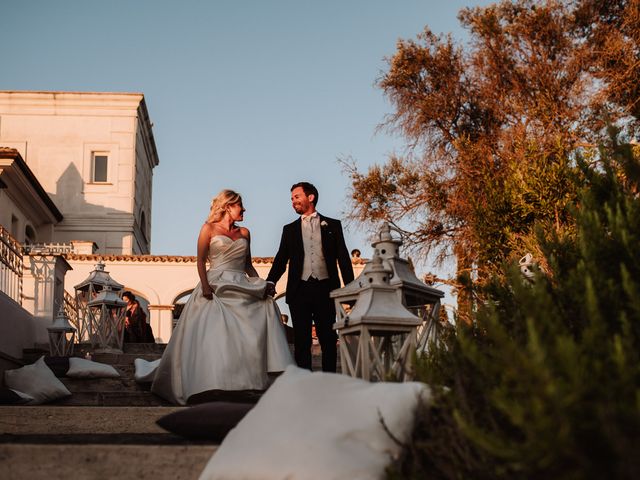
[87,302,126,352]
[48,329,76,357]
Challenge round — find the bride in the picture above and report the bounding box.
[149,189,294,405]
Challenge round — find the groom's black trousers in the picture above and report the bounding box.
[288,278,337,372]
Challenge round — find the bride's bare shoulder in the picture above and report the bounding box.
[199,222,216,237]
[238,226,250,239]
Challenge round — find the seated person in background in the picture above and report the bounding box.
[123,291,154,343]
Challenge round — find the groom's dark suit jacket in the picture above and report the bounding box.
[267,215,354,303]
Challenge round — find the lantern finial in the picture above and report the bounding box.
[372,222,402,261]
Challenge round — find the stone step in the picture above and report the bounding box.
[111,363,138,378]
[20,347,50,364]
[0,406,184,435]
[22,343,165,364]
[28,342,166,352]
[53,391,170,406]
[60,376,146,392]
[122,342,167,354]
[91,352,162,366]
[0,406,218,478]
[0,444,217,480]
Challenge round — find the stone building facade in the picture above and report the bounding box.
[0,91,158,254]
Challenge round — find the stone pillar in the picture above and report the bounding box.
[70,240,97,254]
[148,304,174,343]
[22,254,72,343]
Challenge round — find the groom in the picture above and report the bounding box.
[267,182,354,372]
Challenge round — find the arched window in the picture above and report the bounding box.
[274,293,295,344]
[172,290,193,330]
[123,290,149,310]
[274,294,291,327]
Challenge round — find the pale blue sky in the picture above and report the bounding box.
[2,0,488,282]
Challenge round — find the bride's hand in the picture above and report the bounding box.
[203,286,214,300]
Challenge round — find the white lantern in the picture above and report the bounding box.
[332,223,445,355]
[86,286,127,353]
[333,255,422,381]
[47,308,77,357]
[74,262,124,343]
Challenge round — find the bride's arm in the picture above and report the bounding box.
[242,228,259,278]
[197,223,214,299]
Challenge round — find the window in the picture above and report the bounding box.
[11,215,19,238]
[83,144,118,193]
[92,153,109,182]
[25,225,36,244]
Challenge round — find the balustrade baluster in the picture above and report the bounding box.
[0,225,23,304]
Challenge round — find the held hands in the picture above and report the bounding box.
[265,281,276,298]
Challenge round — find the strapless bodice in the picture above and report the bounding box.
[206,235,265,298]
[209,235,248,272]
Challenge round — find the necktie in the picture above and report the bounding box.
[303,215,313,232]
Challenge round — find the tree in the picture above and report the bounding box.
[575,0,640,120]
[346,0,639,308]
[388,135,640,479]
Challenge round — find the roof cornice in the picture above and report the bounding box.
[0,147,63,222]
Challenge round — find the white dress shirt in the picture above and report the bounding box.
[301,212,329,281]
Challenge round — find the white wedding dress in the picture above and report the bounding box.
[149,235,294,405]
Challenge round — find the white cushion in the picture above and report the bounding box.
[199,365,429,480]
[67,357,120,378]
[4,356,71,405]
[134,358,160,382]
[12,389,35,403]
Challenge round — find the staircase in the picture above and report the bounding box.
[1,342,328,479]
[1,343,218,480]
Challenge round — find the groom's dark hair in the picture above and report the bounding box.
[291,182,318,206]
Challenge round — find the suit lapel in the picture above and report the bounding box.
[293,218,303,253]
[319,214,330,254]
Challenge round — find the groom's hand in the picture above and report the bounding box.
[265,281,276,297]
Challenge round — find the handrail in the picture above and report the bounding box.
[23,243,74,255]
[0,225,23,304]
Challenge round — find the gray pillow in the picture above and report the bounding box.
[4,356,71,404]
[156,402,254,441]
[67,357,120,378]
[0,386,33,405]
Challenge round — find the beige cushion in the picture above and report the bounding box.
[4,356,71,405]
[67,357,120,378]
[134,358,160,382]
[199,365,429,480]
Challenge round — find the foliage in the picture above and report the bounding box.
[388,137,640,479]
[346,0,640,292]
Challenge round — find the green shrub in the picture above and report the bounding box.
[390,137,640,479]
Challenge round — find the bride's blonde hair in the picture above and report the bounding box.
[207,189,242,223]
